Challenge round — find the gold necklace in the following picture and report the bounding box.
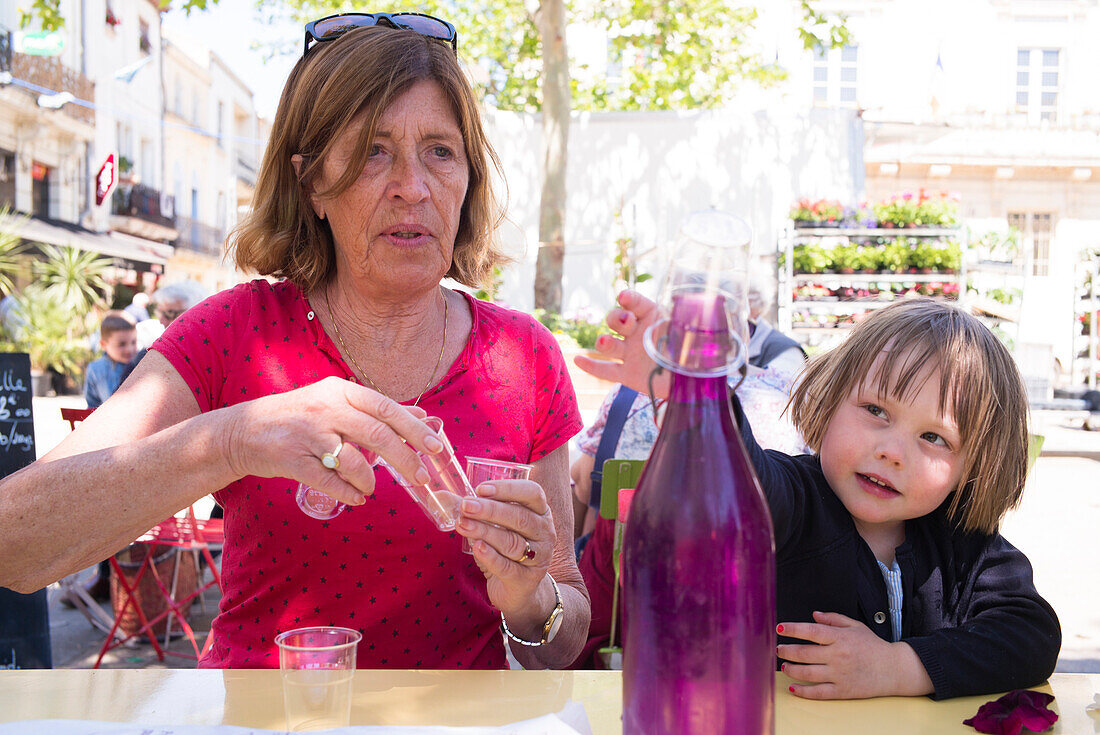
[323,286,448,407]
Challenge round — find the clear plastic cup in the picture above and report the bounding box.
[275,626,361,731]
[380,416,477,532]
[296,446,379,520]
[462,457,533,553]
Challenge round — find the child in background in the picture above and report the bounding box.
[84,310,137,408]
[576,292,1060,700]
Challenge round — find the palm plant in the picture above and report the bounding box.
[0,206,31,296]
[5,283,94,379]
[0,243,111,385]
[34,244,114,313]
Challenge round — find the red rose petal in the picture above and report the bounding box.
[963,690,1058,735]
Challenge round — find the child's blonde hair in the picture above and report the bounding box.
[99,310,136,341]
[789,298,1028,535]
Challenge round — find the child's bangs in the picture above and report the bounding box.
[863,309,980,432]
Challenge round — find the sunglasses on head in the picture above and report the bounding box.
[303,12,458,56]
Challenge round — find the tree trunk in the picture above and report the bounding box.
[531,0,569,313]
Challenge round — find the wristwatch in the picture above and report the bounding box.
[501,574,564,647]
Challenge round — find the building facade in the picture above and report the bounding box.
[162,32,260,294]
[2,1,263,300]
[1,0,176,295]
[796,0,1100,385]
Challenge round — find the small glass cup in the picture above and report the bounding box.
[275,626,361,732]
[379,416,478,532]
[462,457,533,553]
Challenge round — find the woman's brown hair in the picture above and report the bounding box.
[229,26,508,292]
[789,298,1029,535]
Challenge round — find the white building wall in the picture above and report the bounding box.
[486,101,861,315]
[161,31,258,291]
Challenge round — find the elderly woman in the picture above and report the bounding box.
[0,13,589,670]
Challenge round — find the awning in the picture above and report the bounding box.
[12,216,174,266]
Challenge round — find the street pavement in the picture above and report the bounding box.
[23,395,1100,672]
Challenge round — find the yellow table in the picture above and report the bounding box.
[0,669,1096,733]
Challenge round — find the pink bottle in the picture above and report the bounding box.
[622,264,776,733]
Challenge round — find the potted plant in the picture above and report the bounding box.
[854,245,880,273]
[910,241,940,273]
[937,240,962,273]
[829,244,861,274]
[789,199,817,227]
[873,193,922,228]
[915,189,959,228]
[0,284,94,395]
[0,245,113,394]
[790,198,844,227]
[973,229,1021,264]
[792,243,829,274]
[811,199,844,226]
[879,238,910,273]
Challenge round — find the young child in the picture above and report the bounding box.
[84,310,137,408]
[575,292,1060,701]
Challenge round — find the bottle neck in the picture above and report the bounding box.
[667,369,729,404]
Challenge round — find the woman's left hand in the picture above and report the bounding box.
[457,479,556,614]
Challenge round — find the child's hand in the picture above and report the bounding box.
[776,611,934,699]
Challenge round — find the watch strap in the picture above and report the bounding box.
[500,574,562,647]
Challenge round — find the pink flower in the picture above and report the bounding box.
[963,690,1058,735]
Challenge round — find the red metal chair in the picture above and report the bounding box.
[60,406,94,430]
[95,507,224,667]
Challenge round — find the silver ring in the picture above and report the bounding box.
[320,441,344,470]
[516,539,536,564]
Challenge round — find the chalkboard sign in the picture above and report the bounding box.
[0,352,48,669]
[0,352,36,477]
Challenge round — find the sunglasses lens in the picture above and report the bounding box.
[312,14,375,40]
[392,14,452,40]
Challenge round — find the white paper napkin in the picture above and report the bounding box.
[0,701,592,735]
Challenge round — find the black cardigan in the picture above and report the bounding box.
[734,400,1061,699]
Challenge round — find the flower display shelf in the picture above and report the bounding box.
[778,224,967,348]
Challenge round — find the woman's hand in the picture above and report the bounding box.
[573,289,669,399]
[777,611,934,699]
[224,375,442,508]
[457,479,556,614]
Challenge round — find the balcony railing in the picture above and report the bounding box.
[12,52,95,126]
[111,183,176,231]
[172,215,226,257]
[235,154,257,187]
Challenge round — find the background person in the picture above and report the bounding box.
[65,309,139,605]
[571,278,807,542]
[123,292,151,323]
[0,14,589,670]
[126,280,211,370]
[83,310,138,409]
